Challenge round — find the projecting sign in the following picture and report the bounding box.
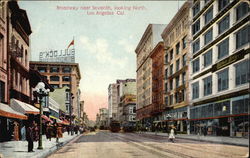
[39,48,75,63]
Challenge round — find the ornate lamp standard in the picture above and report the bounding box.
[70,93,74,135]
[35,82,50,150]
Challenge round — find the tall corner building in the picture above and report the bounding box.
[189,0,249,137]
[30,61,81,117]
[161,1,191,133]
[135,24,166,125]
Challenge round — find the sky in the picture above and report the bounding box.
[19,1,184,121]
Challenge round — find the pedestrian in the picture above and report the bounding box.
[67,126,70,135]
[204,126,207,136]
[26,122,34,152]
[46,122,52,141]
[169,127,175,143]
[13,121,19,141]
[21,125,26,141]
[33,122,39,142]
[56,123,63,143]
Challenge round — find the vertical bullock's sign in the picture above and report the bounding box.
[39,48,75,63]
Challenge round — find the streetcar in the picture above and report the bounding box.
[110,120,120,132]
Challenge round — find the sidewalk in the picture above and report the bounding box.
[139,132,249,147]
[0,133,81,158]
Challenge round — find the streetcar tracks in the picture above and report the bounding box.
[128,133,244,158]
[102,132,195,158]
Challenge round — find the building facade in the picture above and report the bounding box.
[189,0,249,137]
[99,108,108,129]
[135,24,166,127]
[161,1,191,133]
[29,61,82,119]
[0,1,8,105]
[118,79,136,125]
[108,83,119,121]
[150,42,165,122]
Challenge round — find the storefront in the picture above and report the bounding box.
[0,102,27,142]
[189,95,249,138]
[162,106,188,133]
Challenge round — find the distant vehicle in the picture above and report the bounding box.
[110,120,120,132]
[89,127,95,132]
[123,123,136,132]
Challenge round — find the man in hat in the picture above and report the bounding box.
[26,122,34,152]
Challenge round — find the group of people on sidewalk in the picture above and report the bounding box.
[26,121,63,152]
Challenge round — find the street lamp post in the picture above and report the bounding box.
[35,82,50,150]
[69,93,74,135]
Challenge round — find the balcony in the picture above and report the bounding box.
[9,43,23,58]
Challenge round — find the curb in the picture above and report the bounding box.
[175,136,249,147]
[137,132,249,147]
[33,134,82,158]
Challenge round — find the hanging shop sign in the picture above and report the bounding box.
[39,48,75,63]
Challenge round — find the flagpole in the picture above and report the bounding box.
[73,36,75,63]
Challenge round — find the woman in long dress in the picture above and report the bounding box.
[169,127,175,143]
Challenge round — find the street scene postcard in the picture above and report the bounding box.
[0,0,249,158]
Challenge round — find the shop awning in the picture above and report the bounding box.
[10,99,39,115]
[0,102,27,120]
[58,120,70,125]
[49,115,58,120]
[42,115,53,123]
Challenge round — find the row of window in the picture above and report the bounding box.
[49,76,71,82]
[192,60,249,99]
[192,25,250,73]
[193,0,229,19]
[165,54,187,78]
[192,24,249,74]
[165,89,185,106]
[11,36,29,67]
[166,36,187,64]
[192,2,249,36]
[194,21,249,55]
[37,67,72,73]
[165,72,186,92]
[50,84,70,89]
[190,95,249,119]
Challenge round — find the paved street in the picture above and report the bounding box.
[48,131,249,158]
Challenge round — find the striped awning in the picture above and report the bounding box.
[0,102,27,120]
[49,115,58,120]
[10,99,39,115]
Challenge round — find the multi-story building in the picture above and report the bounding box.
[189,0,249,137]
[161,1,191,133]
[49,86,69,119]
[0,1,8,105]
[30,61,81,119]
[108,83,119,121]
[95,113,100,127]
[120,94,136,126]
[117,79,136,122]
[99,108,108,128]
[118,79,136,125]
[135,24,166,127]
[150,41,165,122]
[0,1,36,141]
